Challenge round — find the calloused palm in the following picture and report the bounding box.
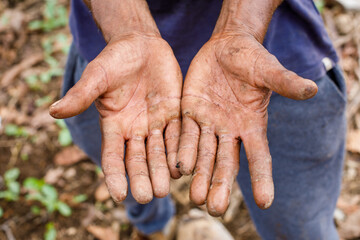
[50,35,182,204]
[176,33,318,216]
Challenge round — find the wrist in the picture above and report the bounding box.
[212,0,282,43]
[89,0,160,42]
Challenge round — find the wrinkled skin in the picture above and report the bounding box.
[176,33,318,216]
[50,35,182,204]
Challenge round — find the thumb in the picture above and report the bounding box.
[49,61,108,119]
[259,52,318,100]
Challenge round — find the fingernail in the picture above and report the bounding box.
[50,99,62,108]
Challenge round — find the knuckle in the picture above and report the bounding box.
[126,154,146,163]
[198,150,216,159]
[129,171,149,179]
[251,173,273,183]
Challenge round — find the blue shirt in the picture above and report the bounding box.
[69,0,338,80]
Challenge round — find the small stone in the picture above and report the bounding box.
[66,227,77,236]
[64,168,76,179]
[95,182,111,202]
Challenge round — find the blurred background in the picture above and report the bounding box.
[0,0,360,239]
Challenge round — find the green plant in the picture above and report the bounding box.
[31,205,41,215]
[0,13,9,27]
[0,206,3,218]
[28,0,68,32]
[56,119,72,146]
[4,124,29,138]
[35,95,53,107]
[24,177,72,217]
[43,33,70,55]
[25,34,68,91]
[72,194,87,204]
[0,168,21,201]
[314,0,325,13]
[44,222,57,240]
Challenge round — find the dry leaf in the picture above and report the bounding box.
[1,53,43,87]
[31,110,55,128]
[87,225,119,240]
[54,146,87,166]
[44,167,64,184]
[346,130,360,153]
[339,209,360,239]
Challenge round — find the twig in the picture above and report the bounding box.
[0,224,15,240]
[1,53,44,88]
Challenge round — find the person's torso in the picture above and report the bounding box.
[69,0,338,80]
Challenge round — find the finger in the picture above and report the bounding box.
[190,127,217,205]
[177,116,200,175]
[165,119,182,179]
[259,51,318,100]
[147,129,170,198]
[100,117,127,203]
[207,136,239,217]
[242,128,274,209]
[49,61,108,119]
[126,136,153,204]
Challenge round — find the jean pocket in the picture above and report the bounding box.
[325,66,347,104]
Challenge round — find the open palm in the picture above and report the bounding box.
[50,35,182,204]
[176,33,318,216]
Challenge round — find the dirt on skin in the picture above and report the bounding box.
[1,0,360,240]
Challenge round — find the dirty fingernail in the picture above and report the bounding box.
[50,99,62,108]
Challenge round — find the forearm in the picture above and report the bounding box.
[213,0,282,42]
[83,0,160,42]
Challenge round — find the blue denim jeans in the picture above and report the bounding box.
[63,44,346,239]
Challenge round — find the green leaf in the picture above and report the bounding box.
[49,68,63,77]
[18,128,29,137]
[0,191,18,201]
[54,33,70,54]
[95,166,102,176]
[55,119,67,129]
[121,223,130,231]
[5,124,28,137]
[0,207,3,218]
[4,168,20,182]
[24,177,45,191]
[21,153,29,161]
[4,124,18,136]
[35,96,52,107]
[42,37,55,56]
[28,20,43,30]
[40,71,52,83]
[41,185,58,201]
[25,75,41,90]
[31,206,41,215]
[8,182,20,195]
[56,201,72,217]
[44,199,56,213]
[58,128,72,146]
[44,56,59,68]
[72,194,87,203]
[314,0,325,13]
[44,222,57,240]
[44,0,56,19]
[0,14,10,26]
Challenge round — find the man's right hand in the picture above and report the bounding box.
[49,0,182,204]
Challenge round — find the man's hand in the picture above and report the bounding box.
[50,0,182,204]
[176,0,318,216]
